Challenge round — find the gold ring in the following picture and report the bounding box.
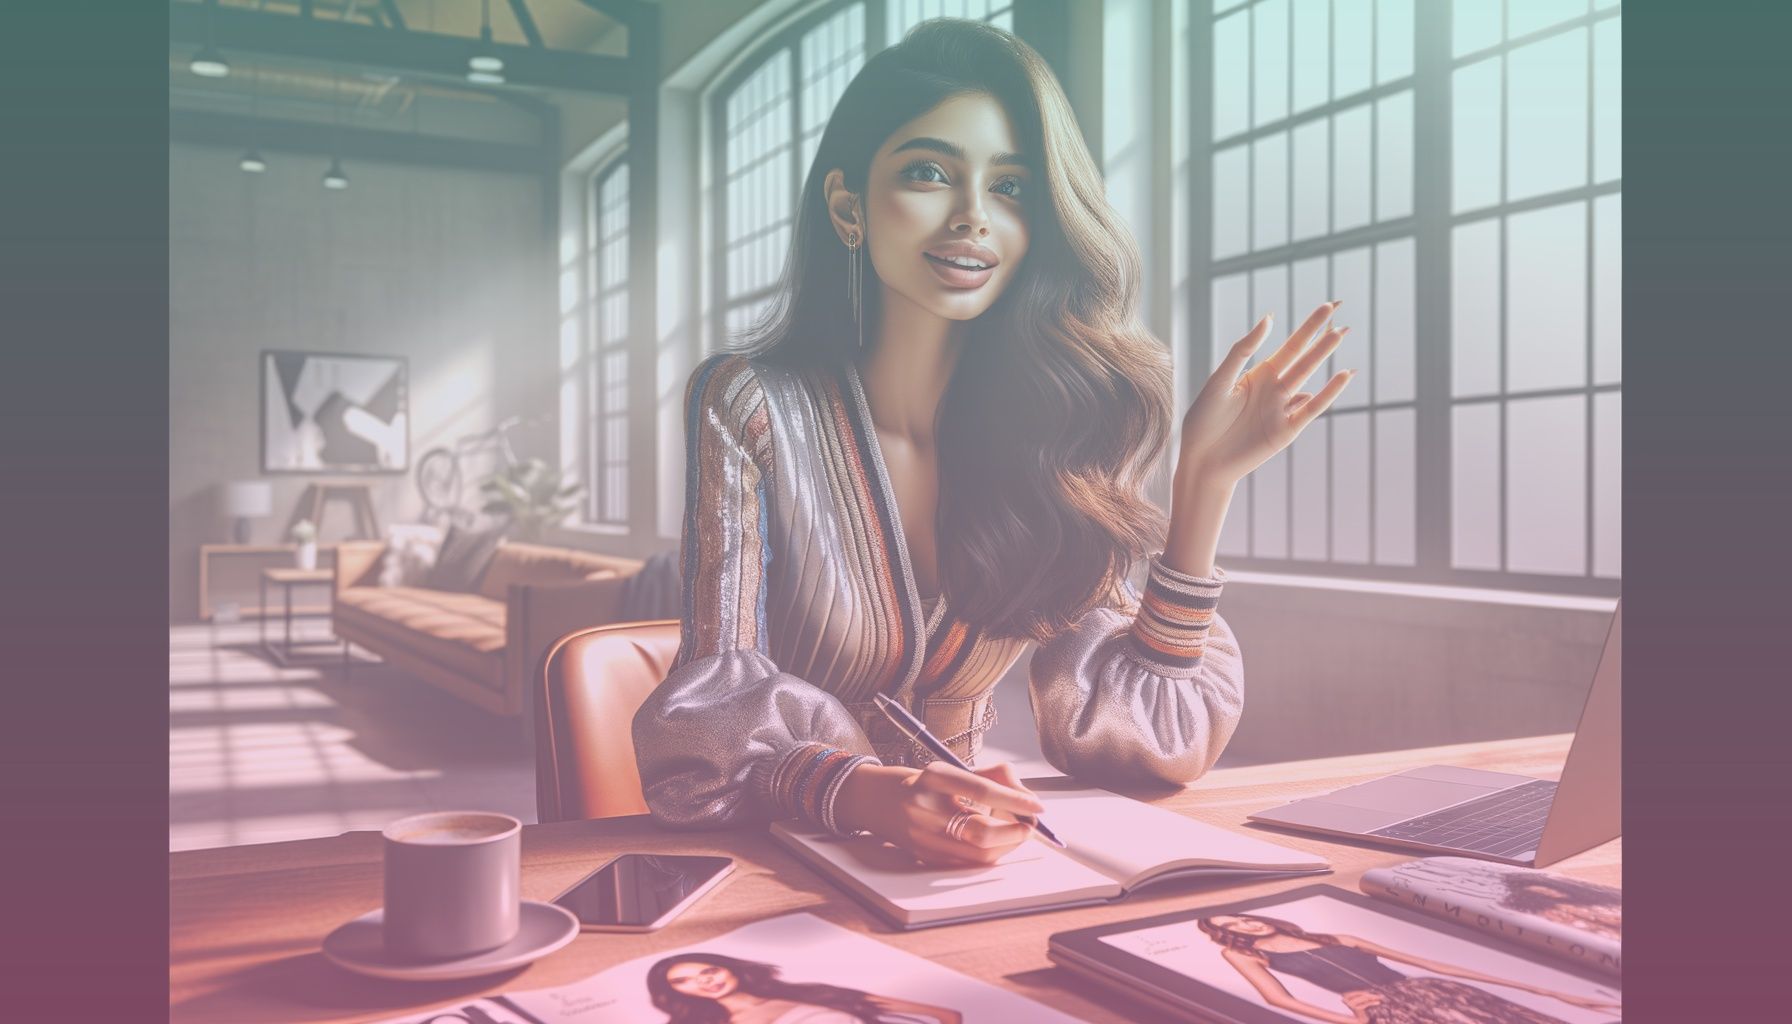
[945,810,977,842]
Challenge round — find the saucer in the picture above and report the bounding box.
[322,900,579,982]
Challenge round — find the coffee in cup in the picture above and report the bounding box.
[381,810,521,960]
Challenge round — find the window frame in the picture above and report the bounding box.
[708,1,889,352]
[1188,0,1620,598]
[582,151,632,529]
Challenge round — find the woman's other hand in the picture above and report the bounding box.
[834,760,1043,867]
[1175,301,1356,488]
[1340,990,1384,1022]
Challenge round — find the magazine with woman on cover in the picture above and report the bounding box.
[1049,885,1621,1024]
[1360,858,1620,976]
[368,912,1085,1024]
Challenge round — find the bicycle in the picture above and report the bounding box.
[415,416,524,527]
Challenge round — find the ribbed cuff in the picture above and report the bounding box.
[1126,552,1227,677]
[768,743,877,833]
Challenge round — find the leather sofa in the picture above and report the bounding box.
[332,540,644,719]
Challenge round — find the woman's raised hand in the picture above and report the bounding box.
[834,760,1043,868]
[1175,301,1356,488]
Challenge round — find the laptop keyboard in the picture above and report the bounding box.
[1369,779,1558,860]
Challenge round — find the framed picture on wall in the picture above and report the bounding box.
[261,350,409,474]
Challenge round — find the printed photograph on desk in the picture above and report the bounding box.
[1052,886,1620,1024]
[369,913,1084,1024]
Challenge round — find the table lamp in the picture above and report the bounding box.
[220,480,273,544]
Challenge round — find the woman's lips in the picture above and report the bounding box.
[923,252,995,289]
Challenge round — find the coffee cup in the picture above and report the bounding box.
[381,810,521,961]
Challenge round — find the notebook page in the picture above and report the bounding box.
[772,823,1120,920]
[1041,790,1329,886]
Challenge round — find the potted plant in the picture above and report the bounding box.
[290,518,319,570]
[479,458,583,543]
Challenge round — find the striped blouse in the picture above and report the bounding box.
[631,353,1245,833]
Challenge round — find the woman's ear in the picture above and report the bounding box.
[822,168,862,245]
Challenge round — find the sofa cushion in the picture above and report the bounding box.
[380,523,446,587]
[426,522,509,593]
[336,586,506,690]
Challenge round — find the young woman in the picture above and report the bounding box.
[632,19,1354,866]
[1196,914,1621,1024]
[646,953,961,1024]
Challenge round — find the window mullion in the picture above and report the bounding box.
[1411,0,1453,576]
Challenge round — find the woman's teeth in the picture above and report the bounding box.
[930,254,990,269]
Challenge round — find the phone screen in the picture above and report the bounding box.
[552,854,734,929]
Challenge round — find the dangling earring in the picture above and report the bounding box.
[847,200,865,350]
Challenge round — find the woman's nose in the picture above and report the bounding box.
[953,195,991,235]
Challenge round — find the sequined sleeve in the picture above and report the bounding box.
[1027,554,1244,786]
[631,354,877,832]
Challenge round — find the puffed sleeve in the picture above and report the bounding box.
[631,354,879,833]
[1028,554,1243,786]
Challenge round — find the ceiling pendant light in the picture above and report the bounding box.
[190,0,230,77]
[240,67,266,173]
[467,0,505,84]
[191,45,231,78]
[323,65,349,191]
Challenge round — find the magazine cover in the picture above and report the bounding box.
[369,912,1087,1024]
[1361,858,1621,975]
[1055,885,1621,1024]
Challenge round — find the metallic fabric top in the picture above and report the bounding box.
[631,353,1245,830]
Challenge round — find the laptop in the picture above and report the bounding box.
[1248,601,1620,867]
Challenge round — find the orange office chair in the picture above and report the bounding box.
[534,619,681,823]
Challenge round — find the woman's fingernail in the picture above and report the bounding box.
[1331,299,1344,308]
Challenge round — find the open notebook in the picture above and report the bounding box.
[770,788,1330,929]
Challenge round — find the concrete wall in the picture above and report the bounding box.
[982,584,1617,771]
[169,142,554,622]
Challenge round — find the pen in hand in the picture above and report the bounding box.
[872,693,1066,849]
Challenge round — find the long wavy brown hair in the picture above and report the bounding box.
[735,19,1172,642]
[645,952,904,1024]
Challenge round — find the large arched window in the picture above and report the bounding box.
[710,0,1014,344]
[1190,0,1619,595]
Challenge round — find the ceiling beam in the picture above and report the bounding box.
[575,0,656,31]
[506,0,544,48]
[377,0,407,32]
[171,4,633,96]
[171,109,548,174]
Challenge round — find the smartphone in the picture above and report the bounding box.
[550,853,735,932]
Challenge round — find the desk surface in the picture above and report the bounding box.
[170,734,1619,1024]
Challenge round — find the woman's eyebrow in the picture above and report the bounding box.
[892,136,1029,169]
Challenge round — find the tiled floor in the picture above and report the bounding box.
[169,617,535,851]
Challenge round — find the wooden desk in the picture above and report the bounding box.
[170,735,1619,1023]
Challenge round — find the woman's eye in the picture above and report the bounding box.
[903,161,948,184]
[992,177,1024,198]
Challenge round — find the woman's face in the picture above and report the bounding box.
[665,961,740,1000]
[1209,915,1277,938]
[858,90,1033,323]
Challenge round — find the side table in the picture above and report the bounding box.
[259,567,339,667]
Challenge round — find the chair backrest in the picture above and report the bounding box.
[535,619,681,823]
